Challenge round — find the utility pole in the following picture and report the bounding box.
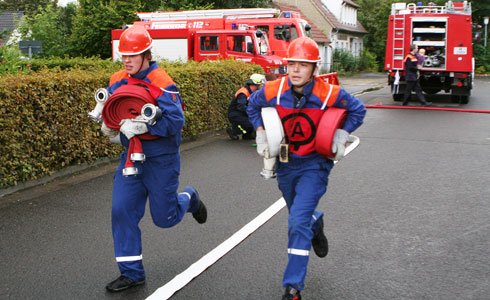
[484,17,489,48]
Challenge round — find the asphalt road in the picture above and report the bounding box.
[1,77,489,300]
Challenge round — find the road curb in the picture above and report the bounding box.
[0,131,227,202]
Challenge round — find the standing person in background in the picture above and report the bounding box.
[247,37,366,300]
[226,73,266,140]
[100,26,207,292]
[416,48,426,69]
[403,45,432,106]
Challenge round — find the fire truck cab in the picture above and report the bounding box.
[384,1,473,103]
[111,25,286,76]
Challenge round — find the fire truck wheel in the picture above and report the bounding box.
[420,76,442,95]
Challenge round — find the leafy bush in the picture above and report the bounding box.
[331,49,378,74]
[358,49,378,72]
[0,45,28,74]
[18,56,122,72]
[474,44,490,74]
[0,59,261,188]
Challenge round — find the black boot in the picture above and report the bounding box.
[190,188,207,224]
[185,186,207,224]
[226,127,239,140]
[193,199,207,224]
[106,275,145,292]
[282,286,302,300]
[312,218,328,258]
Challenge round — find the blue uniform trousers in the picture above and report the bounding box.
[277,156,333,290]
[111,152,198,281]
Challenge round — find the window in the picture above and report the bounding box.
[273,24,298,42]
[200,35,219,51]
[226,35,253,53]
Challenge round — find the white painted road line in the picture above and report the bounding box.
[146,198,286,300]
[146,136,360,299]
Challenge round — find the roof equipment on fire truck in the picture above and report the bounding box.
[137,8,280,21]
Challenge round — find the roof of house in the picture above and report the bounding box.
[0,11,23,32]
[273,2,330,44]
[0,11,24,46]
[344,0,360,8]
[311,0,367,34]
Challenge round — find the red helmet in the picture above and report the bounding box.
[284,37,321,63]
[118,26,153,55]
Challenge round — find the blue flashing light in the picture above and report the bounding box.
[232,23,237,29]
[283,11,292,18]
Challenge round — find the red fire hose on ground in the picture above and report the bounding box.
[321,72,490,114]
[102,80,162,176]
[364,103,490,114]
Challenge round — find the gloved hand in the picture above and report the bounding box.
[331,129,349,161]
[101,122,118,138]
[119,119,148,139]
[256,130,271,158]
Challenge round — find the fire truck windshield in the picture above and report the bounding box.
[273,24,300,42]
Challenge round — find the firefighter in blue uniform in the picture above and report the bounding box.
[247,37,366,300]
[226,74,266,140]
[100,26,207,292]
[402,44,432,106]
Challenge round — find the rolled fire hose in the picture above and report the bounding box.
[262,106,349,159]
[260,106,355,179]
[102,83,160,176]
[315,107,347,159]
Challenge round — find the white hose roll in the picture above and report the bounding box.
[261,107,285,158]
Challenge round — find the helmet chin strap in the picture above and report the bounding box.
[135,54,146,75]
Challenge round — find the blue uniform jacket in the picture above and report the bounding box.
[107,62,184,156]
[247,76,366,159]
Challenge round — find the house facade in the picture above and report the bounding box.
[274,0,367,71]
[273,2,331,72]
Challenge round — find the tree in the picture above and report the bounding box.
[19,3,68,57]
[140,0,272,11]
[211,0,271,9]
[0,0,54,16]
[69,0,143,58]
[355,0,392,70]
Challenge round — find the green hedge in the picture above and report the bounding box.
[0,60,261,188]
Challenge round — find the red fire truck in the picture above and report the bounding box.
[134,8,312,58]
[111,26,286,76]
[384,1,474,103]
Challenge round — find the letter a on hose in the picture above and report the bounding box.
[261,107,285,157]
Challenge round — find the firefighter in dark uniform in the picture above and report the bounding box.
[226,74,266,140]
[403,45,432,106]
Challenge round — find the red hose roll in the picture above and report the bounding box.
[315,107,347,159]
[102,83,161,175]
[102,84,159,141]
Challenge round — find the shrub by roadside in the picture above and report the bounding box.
[0,59,261,188]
